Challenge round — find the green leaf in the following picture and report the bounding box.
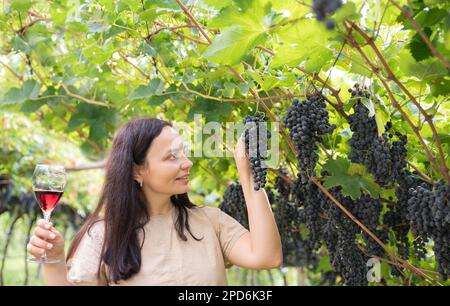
[203,0,233,9]
[333,1,359,22]
[322,157,351,174]
[374,104,388,137]
[396,48,447,82]
[9,0,36,13]
[139,0,182,22]
[66,113,86,132]
[317,256,333,272]
[1,88,23,105]
[19,99,46,112]
[222,82,236,98]
[270,19,332,69]
[1,80,41,106]
[187,97,232,122]
[22,80,41,99]
[237,80,253,96]
[323,173,362,199]
[129,79,165,100]
[408,27,433,62]
[344,97,358,112]
[11,35,31,54]
[322,157,380,199]
[360,97,375,117]
[202,25,268,65]
[140,41,157,57]
[414,8,448,28]
[209,0,271,29]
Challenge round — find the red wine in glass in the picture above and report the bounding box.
[34,190,64,213]
[29,164,66,264]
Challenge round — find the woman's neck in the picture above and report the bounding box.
[142,187,174,216]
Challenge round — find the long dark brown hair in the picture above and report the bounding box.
[66,117,202,284]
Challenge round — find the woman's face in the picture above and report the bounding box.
[136,126,193,195]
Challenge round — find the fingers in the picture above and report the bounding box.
[34,225,57,240]
[34,219,57,240]
[27,220,64,259]
[37,218,53,229]
[27,243,45,257]
[27,233,54,258]
[29,236,53,250]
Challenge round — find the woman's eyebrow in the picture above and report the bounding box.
[165,147,180,155]
[165,141,187,155]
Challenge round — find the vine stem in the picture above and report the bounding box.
[387,0,450,69]
[267,167,294,185]
[183,85,293,103]
[345,21,449,184]
[175,0,212,44]
[320,41,346,95]
[310,176,442,286]
[60,83,111,108]
[356,243,441,277]
[406,161,434,185]
[147,21,199,41]
[0,59,23,81]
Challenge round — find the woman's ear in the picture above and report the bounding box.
[132,162,142,182]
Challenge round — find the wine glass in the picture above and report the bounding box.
[28,164,66,264]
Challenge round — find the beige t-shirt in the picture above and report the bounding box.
[66,205,249,286]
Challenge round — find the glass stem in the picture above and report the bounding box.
[42,211,52,261]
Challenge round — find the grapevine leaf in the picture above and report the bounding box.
[359,96,375,117]
[128,79,165,100]
[322,158,381,199]
[1,80,41,106]
[408,27,433,62]
[202,25,268,65]
[374,104,387,137]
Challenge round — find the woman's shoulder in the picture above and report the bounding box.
[83,219,106,243]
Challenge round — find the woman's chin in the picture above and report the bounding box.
[174,181,191,192]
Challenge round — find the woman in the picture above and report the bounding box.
[27,117,282,285]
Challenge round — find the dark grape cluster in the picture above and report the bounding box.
[368,133,395,187]
[0,175,12,212]
[347,84,409,188]
[302,181,325,251]
[243,112,271,191]
[219,181,275,231]
[413,236,428,261]
[283,95,336,184]
[312,0,343,29]
[387,128,408,181]
[353,195,386,258]
[347,86,377,165]
[384,170,426,266]
[273,168,318,268]
[318,187,370,286]
[407,180,450,280]
[219,182,249,230]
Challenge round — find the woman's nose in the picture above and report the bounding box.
[181,158,193,170]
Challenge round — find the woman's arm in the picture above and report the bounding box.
[227,136,283,269]
[43,254,73,286]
